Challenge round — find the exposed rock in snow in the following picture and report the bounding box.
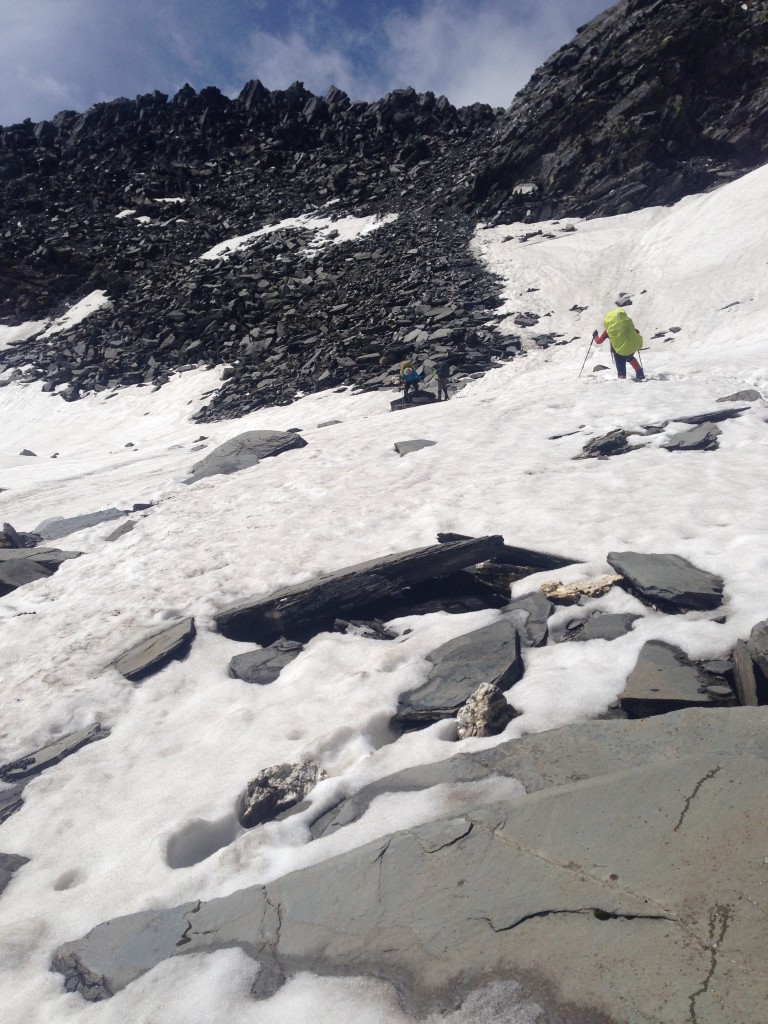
[112,618,196,681]
[456,682,515,739]
[237,760,326,829]
[607,551,724,613]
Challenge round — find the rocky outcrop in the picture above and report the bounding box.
[472,0,768,221]
[184,430,308,483]
[111,618,196,681]
[52,707,768,1023]
[33,508,125,540]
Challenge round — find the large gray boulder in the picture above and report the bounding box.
[52,708,768,1023]
[185,430,307,484]
[606,551,724,612]
[394,617,522,729]
[112,618,196,682]
[620,641,735,717]
[746,618,768,680]
[216,536,506,644]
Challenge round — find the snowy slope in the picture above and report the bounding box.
[0,165,767,1024]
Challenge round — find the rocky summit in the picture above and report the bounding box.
[1,0,767,419]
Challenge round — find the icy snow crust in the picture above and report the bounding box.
[0,164,767,1023]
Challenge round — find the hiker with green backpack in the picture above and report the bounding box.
[593,308,645,380]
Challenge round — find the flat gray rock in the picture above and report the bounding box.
[394,616,522,728]
[312,706,768,839]
[573,613,641,642]
[216,535,506,644]
[33,509,125,541]
[104,521,136,542]
[662,421,721,451]
[228,639,303,685]
[606,550,724,612]
[436,533,577,571]
[620,640,735,717]
[185,430,307,483]
[0,724,109,784]
[393,439,437,456]
[112,618,196,682]
[0,853,28,896]
[52,707,768,1023]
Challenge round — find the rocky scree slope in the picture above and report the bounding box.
[0,83,508,420]
[472,0,768,221]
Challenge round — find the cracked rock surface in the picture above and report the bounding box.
[52,707,768,1023]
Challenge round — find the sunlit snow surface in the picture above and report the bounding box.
[1,166,768,1023]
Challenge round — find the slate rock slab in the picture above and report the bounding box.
[0,724,109,784]
[0,547,81,596]
[112,618,196,682]
[216,536,506,644]
[394,616,522,729]
[606,551,724,613]
[570,613,641,642]
[662,421,721,451]
[238,761,326,828]
[33,508,125,541]
[228,639,303,685]
[393,439,437,456]
[0,853,28,896]
[52,733,768,1023]
[436,532,576,571]
[312,705,768,840]
[185,430,307,484]
[620,640,735,718]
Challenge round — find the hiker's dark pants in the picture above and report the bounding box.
[403,381,418,403]
[614,352,642,378]
[437,378,449,400]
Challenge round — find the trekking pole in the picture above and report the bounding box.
[578,332,597,378]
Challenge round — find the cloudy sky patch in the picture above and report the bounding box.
[0,0,610,126]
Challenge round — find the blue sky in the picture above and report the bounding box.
[0,0,611,127]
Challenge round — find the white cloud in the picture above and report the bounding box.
[231,29,362,100]
[380,0,594,108]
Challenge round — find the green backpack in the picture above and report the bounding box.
[603,309,643,356]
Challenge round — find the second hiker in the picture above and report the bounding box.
[593,308,645,381]
[399,359,423,404]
